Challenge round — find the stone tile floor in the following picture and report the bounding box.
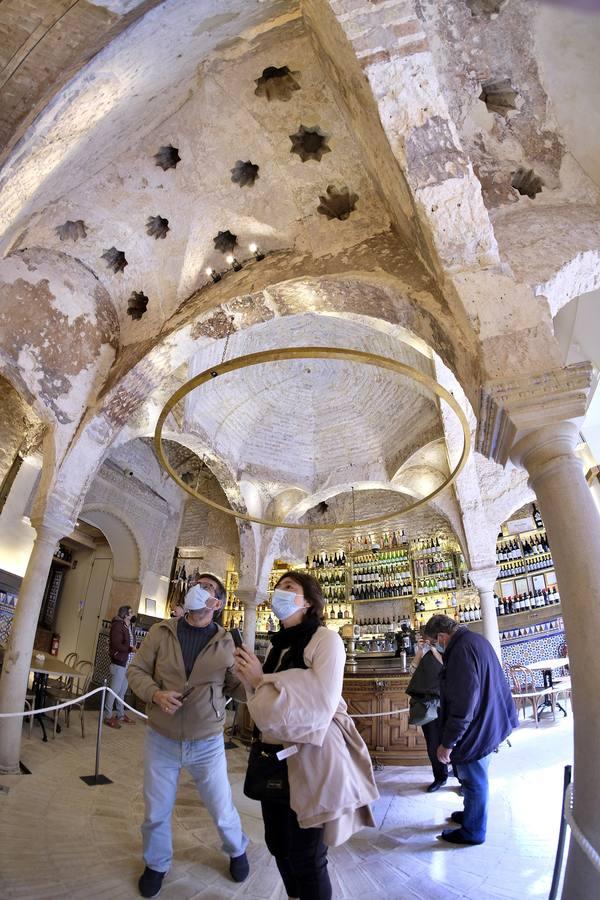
[0,708,573,899]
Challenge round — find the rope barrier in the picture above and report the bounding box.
[0,689,233,720]
[563,783,600,874]
[0,688,407,721]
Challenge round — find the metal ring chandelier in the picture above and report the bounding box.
[154,346,471,531]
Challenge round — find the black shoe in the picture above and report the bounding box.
[229,852,249,883]
[138,867,166,898]
[426,779,447,793]
[449,811,464,824]
[437,828,484,845]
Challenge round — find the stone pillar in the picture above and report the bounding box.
[0,514,74,773]
[468,566,501,660]
[511,421,600,900]
[237,589,265,651]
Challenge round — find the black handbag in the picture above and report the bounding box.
[243,739,290,801]
[408,696,439,726]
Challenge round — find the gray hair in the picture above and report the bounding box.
[423,614,459,640]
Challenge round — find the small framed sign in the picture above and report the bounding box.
[507,516,534,535]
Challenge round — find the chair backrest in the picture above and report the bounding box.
[64,652,79,667]
[74,660,93,695]
[508,664,535,693]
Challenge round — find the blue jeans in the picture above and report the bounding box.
[104,663,128,719]
[142,728,248,872]
[455,754,491,843]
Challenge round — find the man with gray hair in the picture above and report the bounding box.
[128,572,249,898]
[422,614,518,845]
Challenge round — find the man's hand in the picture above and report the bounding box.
[152,689,183,715]
[437,744,452,764]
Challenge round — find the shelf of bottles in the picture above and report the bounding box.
[303,551,352,626]
[52,542,73,567]
[494,504,558,620]
[223,569,242,630]
[411,537,462,628]
[350,544,412,604]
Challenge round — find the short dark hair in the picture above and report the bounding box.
[196,572,226,601]
[117,605,131,619]
[423,614,459,640]
[274,571,325,625]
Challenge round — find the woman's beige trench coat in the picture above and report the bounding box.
[246,627,379,846]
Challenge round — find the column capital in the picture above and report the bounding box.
[30,511,76,545]
[476,362,592,466]
[468,566,499,594]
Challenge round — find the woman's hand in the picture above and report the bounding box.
[233,645,264,689]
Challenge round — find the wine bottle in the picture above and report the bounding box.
[532,503,543,529]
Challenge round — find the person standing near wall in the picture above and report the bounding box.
[104,605,136,729]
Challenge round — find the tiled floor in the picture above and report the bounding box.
[0,707,572,899]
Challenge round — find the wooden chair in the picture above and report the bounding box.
[47,660,92,739]
[68,660,93,739]
[508,664,555,726]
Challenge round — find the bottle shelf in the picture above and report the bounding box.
[351,594,414,604]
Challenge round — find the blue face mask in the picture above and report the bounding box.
[271,588,303,622]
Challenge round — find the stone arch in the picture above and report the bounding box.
[79,504,141,582]
[96,272,481,430]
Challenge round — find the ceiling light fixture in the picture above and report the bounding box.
[205,267,221,283]
[248,242,265,261]
[154,346,471,531]
[225,254,242,271]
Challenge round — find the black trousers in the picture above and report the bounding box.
[261,798,332,900]
[422,716,449,783]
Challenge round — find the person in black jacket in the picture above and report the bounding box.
[423,614,518,845]
[406,638,448,792]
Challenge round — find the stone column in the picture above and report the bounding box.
[237,589,265,651]
[511,421,600,900]
[468,566,501,660]
[0,514,74,773]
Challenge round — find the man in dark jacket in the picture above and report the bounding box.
[423,614,518,845]
[104,604,135,728]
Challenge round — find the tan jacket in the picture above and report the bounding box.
[247,627,379,846]
[127,618,242,741]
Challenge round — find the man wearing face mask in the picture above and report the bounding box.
[422,614,518,846]
[127,573,249,898]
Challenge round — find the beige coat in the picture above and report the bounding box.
[247,627,379,846]
[127,618,243,741]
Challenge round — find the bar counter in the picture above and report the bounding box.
[342,654,429,766]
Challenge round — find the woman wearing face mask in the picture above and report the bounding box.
[233,571,378,900]
[406,636,447,792]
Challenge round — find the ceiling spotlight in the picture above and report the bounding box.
[205,266,221,283]
[248,242,265,261]
[225,254,242,271]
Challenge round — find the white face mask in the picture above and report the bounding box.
[184,585,213,612]
[271,588,303,621]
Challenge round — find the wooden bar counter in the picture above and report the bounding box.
[343,654,429,766]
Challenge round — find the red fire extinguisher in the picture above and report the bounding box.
[50,633,60,656]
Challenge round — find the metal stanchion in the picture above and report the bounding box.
[80,680,113,786]
[548,764,572,900]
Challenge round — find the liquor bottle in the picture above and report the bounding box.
[532,503,543,529]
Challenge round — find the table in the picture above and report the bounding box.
[527,657,570,717]
[30,653,82,741]
[0,646,81,741]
